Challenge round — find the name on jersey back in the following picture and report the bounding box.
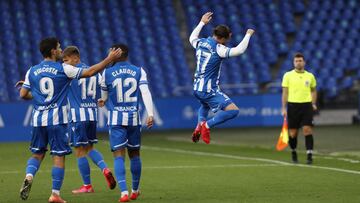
[34,66,58,76]
[112,68,136,77]
[198,41,215,53]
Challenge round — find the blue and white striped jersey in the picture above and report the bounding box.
[68,63,101,123]
[22,60,83,127]
[192,37,230,93]
[100,61,148,126]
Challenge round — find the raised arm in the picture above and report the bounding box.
[80,48,122,78]
[189,12,213,48]
[228,29,255,57]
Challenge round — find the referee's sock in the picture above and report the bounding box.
[288,136,297,151]
[305,134,314,155]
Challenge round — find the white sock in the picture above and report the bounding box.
[52,190,60,195]
[121,191,129,197]
[205,122,209,129]
[132,189,139,193]
[25,174,33,180]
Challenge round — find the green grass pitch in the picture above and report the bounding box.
[1,125,360,202]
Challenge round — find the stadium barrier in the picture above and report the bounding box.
[0,94,282,142]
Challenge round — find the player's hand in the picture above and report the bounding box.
[281,107,287,118]
[201,12,213,24]
[107,48,122,61]
[146,116,154,129]
[15,80,24,90]
[246,29,255,35]
[98,98,106,107]
[312,104,317,111]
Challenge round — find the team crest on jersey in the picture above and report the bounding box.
[305,80,310,87]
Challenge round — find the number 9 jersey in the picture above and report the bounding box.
[100,61,148,126]
[22,61,83,127]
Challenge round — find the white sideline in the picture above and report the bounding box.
[143,146,360,175]
[0,164,280,175]
[1,145,360,176]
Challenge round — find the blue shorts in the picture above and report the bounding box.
[193,90,233,113]
[109,125,142,152]
[30,124,72,156]
[70,121,98,147]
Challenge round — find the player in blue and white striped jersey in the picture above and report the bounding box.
[98,44,154,202]
[189,12,255,144]
[18,37,121,203]
[62,46,116,194]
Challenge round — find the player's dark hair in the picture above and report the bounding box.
[62,46,80,57]
[294,52,305,60]
[39,37,59,58]
[111,43,128,59]
[213,25,232,39]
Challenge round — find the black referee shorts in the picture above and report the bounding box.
[287,102,314,129]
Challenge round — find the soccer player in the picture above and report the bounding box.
[18,37,121,203]
[281,53,317,164]
[189,12,255,144]
[98,44,154,202]
[62,46,116,194]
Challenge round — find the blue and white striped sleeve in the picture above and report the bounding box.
[62,63,83,79]
[22,70,31,89]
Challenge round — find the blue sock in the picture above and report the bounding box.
[77,157,91,185]
[26,158,40,177]
[130,156,142,191]
[114,156,127,192]
[207,110,239,128]
[198,105,210,123]
[88,149,107,171]
[52,167,65,191]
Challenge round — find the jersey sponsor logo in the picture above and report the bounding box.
[80,103,97,108]
[114,106,137,112]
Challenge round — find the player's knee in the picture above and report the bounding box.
[32,153,45,161]
[289,129,298,137]
[128,149,140,159]
[303,126,313,135]
[224,103,239,111]
[113,149,126,158]
[75,146,87,157]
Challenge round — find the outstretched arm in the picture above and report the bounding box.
[216,29,255,58]
[189,12,213,48]
[80,48,122,78]
[228,29,254,57]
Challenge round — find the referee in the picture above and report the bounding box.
[281,53,317,164]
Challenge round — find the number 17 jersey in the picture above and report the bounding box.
[193,37,230,93]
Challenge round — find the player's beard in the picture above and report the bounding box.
[295,65,304,72]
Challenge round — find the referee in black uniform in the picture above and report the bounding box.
[281,53,317,164]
